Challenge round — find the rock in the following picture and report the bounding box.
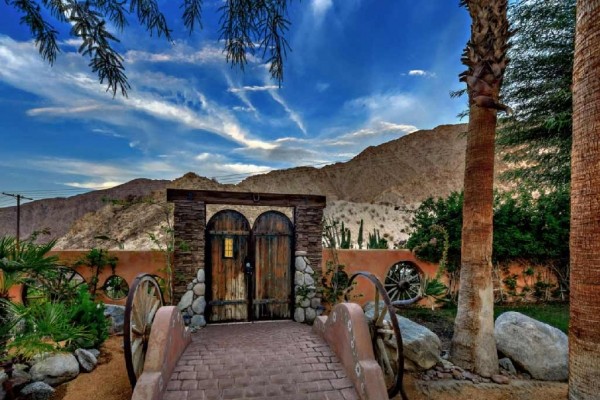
[305,274,315,286]
[305,265,314,275]
[1,369,7,399]
[495,311,568,381]
[310,297,321,309]
[305,307,316,323]
[452,369,463,380]
[491,374,510,385]
[300,298,310,308]
[30,353,80,386]
[295,257,307,272]
[191,296,206,315]
[186,283,193,290]
[20,381,55,400]
[499,357,516,374]
[192,278,198,284]
[177,291,194,311]
[12,367,32,387]
[87,349,100,359]
[197,269,205,283]
[190,315,206,327]
[294,307,305,323]
[294,271,305,286]
[104,305,125,335]
[193,283,205,296]
[364,301,442,370]
[307,289,316,299]
[75,349,98,372]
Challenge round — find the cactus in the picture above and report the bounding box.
[340,221,352,249]
[367,229,388,249]
[357,219,364,249]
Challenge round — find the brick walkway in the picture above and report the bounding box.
[163,321,359,400]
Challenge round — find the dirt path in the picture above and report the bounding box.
[398,374,567,400]
[51,336,131,400]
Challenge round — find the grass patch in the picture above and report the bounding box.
[399,302,569,333]
[494,303,569,333]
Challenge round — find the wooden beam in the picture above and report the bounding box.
[166,189,327,207]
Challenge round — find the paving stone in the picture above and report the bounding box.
[162,321,358,400]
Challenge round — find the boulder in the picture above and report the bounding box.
[190,315,206,328]
[295,257,307,272]
[30,353,80,386]
[294,307,305,323]
[74,349,98,372]
[87,349,100,359]
[305,307,317,324]
[193,283,205,296]
[364,301,442,370]
[196,269,205,283]
[191,296,206,315]
[20,381,55,400]
[495,311,568,381]
[177,291,194,311]
[104,304,125,335]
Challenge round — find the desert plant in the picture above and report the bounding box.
[69,285,109,348]
[74,248,118,297]
[367,229,388,249]
[357,219,364,249]
[321,261,351,306]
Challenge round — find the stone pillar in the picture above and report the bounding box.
[294,251,322,324]
[294,205,325,277]
[173,199,207,327]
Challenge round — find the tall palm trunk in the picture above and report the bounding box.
[569,0,600,398]
[450,0,510,377]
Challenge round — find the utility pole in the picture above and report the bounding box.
[1,192,33,248]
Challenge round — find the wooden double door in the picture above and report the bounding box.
[206,210,294,322]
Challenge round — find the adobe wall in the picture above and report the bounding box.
[8,250,166,305]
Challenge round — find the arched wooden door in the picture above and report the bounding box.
[252,211,294,320]
[206,210,250,322]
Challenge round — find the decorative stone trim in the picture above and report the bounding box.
[294,251,322,324]
[313,303,388,400]
[177,268,207,328]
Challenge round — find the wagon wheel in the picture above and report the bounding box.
[22,266,86,305]
[384,262,422,302]
[124,273,164,388]
[346,271,413,400]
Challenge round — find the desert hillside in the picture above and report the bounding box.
[0,123,509,249]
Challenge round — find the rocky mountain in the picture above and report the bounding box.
[0,123,509,249]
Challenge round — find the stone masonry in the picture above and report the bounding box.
[173,199,207,327]
[294,251,322,324]
[294,205,325,277]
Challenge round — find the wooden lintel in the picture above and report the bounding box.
[167,189,326,208]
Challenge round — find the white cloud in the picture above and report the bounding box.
[26,104,117,116]
[224,74,259,118]
[65,181,124,190]
[125,42,225,65]
[227,85,279,93]
[311,0,333,23]
[408,69,436,78]
[316,82,330,92]
[268,89,307,135]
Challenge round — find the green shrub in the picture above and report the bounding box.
[69,285,109,349]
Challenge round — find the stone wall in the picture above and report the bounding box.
[293,251,322,324]
[294,206,325,277]
[173,200,206,302]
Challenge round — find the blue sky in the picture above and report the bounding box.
[0,0,470,205]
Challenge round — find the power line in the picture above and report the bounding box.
[2,192,33,247]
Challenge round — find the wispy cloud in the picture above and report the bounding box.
[26,104,117,116]
[227,85,279,93]
[268,89,307,135]
[407,69,436,78]
[311,0,333,23]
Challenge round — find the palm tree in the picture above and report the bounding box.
[569,1,600,398]
[450,0,510,376]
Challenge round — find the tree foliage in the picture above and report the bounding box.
[4,0,293,96]
[407,188,570,268]
[498,0,575,188]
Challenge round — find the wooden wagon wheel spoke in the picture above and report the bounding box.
[124,273,164,388]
